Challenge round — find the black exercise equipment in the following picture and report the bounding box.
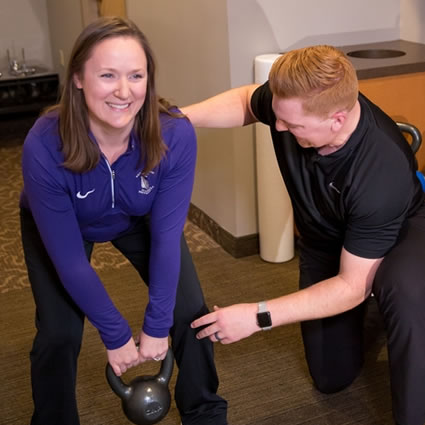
[106,348,174,425]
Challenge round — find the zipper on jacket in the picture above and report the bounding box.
[104,159,116,208]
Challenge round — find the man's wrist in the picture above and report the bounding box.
[256,301,272,330]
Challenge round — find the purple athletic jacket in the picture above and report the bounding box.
[20,111,196,349]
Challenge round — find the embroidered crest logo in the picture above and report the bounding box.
[136,171,154,195]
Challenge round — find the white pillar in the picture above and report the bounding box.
[254,54,294,263]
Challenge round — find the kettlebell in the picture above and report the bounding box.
[106,348,174,425]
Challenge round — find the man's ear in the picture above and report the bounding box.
[73,73,83,89]
[330,110,347,132]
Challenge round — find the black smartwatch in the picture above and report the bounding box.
[256,301,272,330]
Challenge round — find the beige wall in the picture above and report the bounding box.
[226,0,401,88]
[127,0,258,237]
[0,0,53,70]
[401,0,425,44]
[128,0,230,104]
[45,0,85,83]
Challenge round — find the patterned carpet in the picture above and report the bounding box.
[0,143,27,292]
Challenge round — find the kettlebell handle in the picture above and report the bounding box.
[155,348,174,385]
[106,347,174,401]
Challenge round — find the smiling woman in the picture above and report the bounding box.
[18,16,228,425]
[73,36,148,164]
[48,17,169,174]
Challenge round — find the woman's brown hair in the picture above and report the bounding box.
[269,45,359,117]
[47,16,173,173]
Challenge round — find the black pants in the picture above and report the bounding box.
[20,209,228,425]
[298,205,425,425]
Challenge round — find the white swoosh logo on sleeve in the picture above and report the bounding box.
[76,189,95,199]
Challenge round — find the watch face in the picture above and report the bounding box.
[257,311,272,328]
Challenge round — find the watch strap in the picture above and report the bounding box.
[258,300,268,314]
[257,301,272,330]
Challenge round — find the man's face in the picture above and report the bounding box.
[272,96,335,150]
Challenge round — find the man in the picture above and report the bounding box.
[182,45,425,425]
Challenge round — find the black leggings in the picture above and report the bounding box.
[20,209,227,425]
[298,205,425,425]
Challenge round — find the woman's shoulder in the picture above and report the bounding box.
[160,108,196,146]
[23,110,61,155]
[30,110,59,133]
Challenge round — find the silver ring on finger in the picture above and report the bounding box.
[153,356,161,361]
[214,331,223,342]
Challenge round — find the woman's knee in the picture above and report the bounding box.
[174,239,206,322]
[33,320,84,356]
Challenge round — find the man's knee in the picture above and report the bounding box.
[374,257,424,319]
[311,371,357,394]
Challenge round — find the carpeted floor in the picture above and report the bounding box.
[0,138,393,425]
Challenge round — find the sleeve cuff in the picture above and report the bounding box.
[101,324,133,350]
[142,322,170,338]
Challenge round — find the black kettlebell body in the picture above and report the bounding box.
[106,348,174,425]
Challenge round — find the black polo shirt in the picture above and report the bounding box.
[251,82,424,258]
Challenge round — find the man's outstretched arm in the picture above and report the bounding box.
[181,84,260,128]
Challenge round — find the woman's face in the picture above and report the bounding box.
[74,36,148,136]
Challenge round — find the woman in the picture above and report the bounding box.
[20,16,227,425]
